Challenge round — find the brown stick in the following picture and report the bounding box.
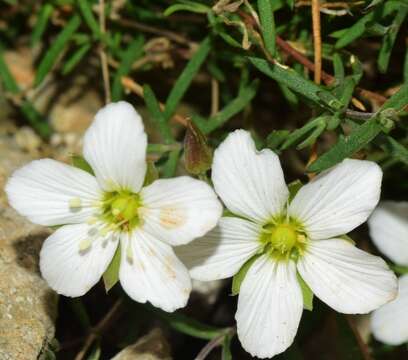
[311,0,322,84]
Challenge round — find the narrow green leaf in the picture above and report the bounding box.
[335,1,402,49]
[163,37,211,121]
[384,136,408,165]
[21,102,51,138]
[203,80,259,133]
[378,8,408,73]
[144,304,226,340]
[78,0,101,38]
[31,3,54,46]
[258,0,276,56]
[102,246,121,292]
[332,53,345,83]
[249,57,340,111]
[278,83,299,107]
[0,50,19,94]
[162,149,181,178]
[281,116,328,150]
[35,14,82,87]
[164,1,210,16]
[71,155,94,174]
[232,254,261,296]
[143,84,173,143]
[267,129,290,150]
[296,272,313,311]
[62,43,91,75]
[308,117,383,172]
[222,334,233,360]
[86,342,101,360]
[111,36,144,101]
[380,82,408,112]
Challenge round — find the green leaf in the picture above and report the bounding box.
[164,1,210,16]
[288,180,303,202]
[78,0,101,38]
[0,50,20,94]
[102,246,121,292]
[143,84,173,143]
[145,304,226,340]
[31,3,54,46]
[163,37,211,121]
[308,117,383,173]
[162,148,181,178]
[281,116,328,150]
[249,57,340,111]
[267,129,290,150]
[384,136,408,165]
[380,82,408,112]
[20,102,52,138]
[222,334,233,360]
[258,0,276,56]
[62,43,91,75]
[35,14,82,87]
[71,155,94,174]
[296,272,313,311]
[231,254,261,296]
[111,36,144,101]
[203,79,259,134]
[334,1,402,49]
[377,8,408,73]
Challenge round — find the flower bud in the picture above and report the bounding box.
[183,120,213,175]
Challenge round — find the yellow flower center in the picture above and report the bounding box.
[101,190,142,231]
[260,220,307,260]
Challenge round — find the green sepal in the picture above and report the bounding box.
[390,264,408,275]
[103,246,121,292]
[296,272,313,311]
[143,161,159,186]
[231,253,262,296]
[339,234,356,245]
[288,180,303,203]
[71,155,94,175]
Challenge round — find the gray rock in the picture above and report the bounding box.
[0,134,58,360]
[111,328,172,360]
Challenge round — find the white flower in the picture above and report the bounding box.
[5,101,222,312]
[176,130,397,358]
[368,201,408,345]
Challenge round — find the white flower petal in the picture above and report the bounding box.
[289,159,382,240]
[40,223,118,297]
[236,256,303,359]
[83,101,147,192]
[297,239,397,314]
[212,130,289,223]
[176,217,262,281]
[119,230,191,312]
[5,159,101,226]
[140,176,222,246]
[368,201,408,266]
[371,274,408,345]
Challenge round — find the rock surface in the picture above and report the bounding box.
[0,134,58,360]
[111,328,172,360]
